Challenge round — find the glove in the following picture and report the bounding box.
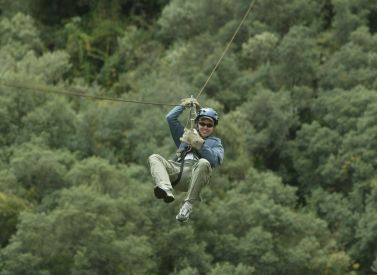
[180,98,200,111]
[180,128,204,150]
[191,131,205,150]
[179,128,192,145]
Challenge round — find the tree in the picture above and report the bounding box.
[208,262,255,275]
[319,27,377,90]
[157,0,232,43]
[195,168,351,275]
[351,184,377,274]
[216,109,252,180]
[0,13,43,58]
[241,31,279,70]
[65,157,130,196]
[288,87,377,192]
[273,26,319,88]
[0,192,29,247]
[306,187,357,248]
[9,140,76,202]
[0,185,156,275]
[330,0,368,45]
[19,97,77,149]
[0,0,31,17]
[241,88,298,170]
[287,87,377,273]
[249,0,321,35]
[3,1,377,273]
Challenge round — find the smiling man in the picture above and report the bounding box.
[148,98,224,222]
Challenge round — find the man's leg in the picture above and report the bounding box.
[148,154,180,203]
[176,158,212,222]
[186,158,212,202]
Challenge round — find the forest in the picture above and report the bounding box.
[1,0,377,274]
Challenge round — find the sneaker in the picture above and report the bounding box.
[154,186,175,203]
[176,201,193,222]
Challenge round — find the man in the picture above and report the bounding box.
[148,98,224,222]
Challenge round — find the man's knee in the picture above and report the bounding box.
[196,158,211,172]
[148,154,162,164]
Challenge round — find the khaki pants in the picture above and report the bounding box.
[148,154,212,202]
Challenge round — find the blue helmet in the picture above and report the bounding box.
[195,107,219,126]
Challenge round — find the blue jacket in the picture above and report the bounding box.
[166,106,224,168]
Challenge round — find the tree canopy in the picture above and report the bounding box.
[1,0,377,274]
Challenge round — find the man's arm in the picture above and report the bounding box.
[198,137,224,168]
[166,105,185,148]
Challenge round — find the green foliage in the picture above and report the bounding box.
[63,16,124,83]
[154,226,212,274]
[19,97,77,148]
[289,87,377,192]
[216,110,251,180]
[250,0,321,34]
[74,100,141,162]
[241,31,279,69]
[196,168,351,275]
[0,186,156,275]
[307,187,357,246]
[208,262,255,275]
[65,157,130,196]
[274,26,319,88]
[9,140,76,201]
[0,192,30,247]
[241,88,298,170]
[286,87,377,271]
[330,0,368,44]
[2,0,377,274]
[319,27,377,90]
[0,0,31,17]
[288,121,342,189]
[351,183,377,270]
[157,0,232,43]
[100,26,163,88]
[0,13,44,57]
[57,0,168,84]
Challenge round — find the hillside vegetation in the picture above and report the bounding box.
[1,0,377,274]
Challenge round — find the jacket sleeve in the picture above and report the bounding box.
[198,137,224,168]
[166,105,185,148]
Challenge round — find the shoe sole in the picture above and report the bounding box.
[176,215,189,222]
[154,186,166,199]
[164,195,175,203]
[154,186,175,203]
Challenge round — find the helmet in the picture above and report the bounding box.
[195,107,219,126]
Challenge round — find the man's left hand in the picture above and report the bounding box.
[180,128,204,150]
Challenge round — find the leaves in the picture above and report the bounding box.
[1,0,377,274]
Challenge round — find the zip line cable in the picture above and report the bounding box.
[195,0,257,100]
[0,79,178,107]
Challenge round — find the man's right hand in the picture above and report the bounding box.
[180,128,192,145]
[180,98,200,111]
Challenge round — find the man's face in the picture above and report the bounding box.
[198,118,215,138]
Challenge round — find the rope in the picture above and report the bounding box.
[0,80,178,107]
[196,0,257,99]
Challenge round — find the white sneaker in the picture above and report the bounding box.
[176,201,193,222]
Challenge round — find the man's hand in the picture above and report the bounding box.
[180,128,204,150]
[191,129,204,150]
[180,98,200,111]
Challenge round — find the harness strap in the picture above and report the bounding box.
[172,147,191,186]
[172,157,186,187]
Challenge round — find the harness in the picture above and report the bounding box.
[172,146,197,186]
